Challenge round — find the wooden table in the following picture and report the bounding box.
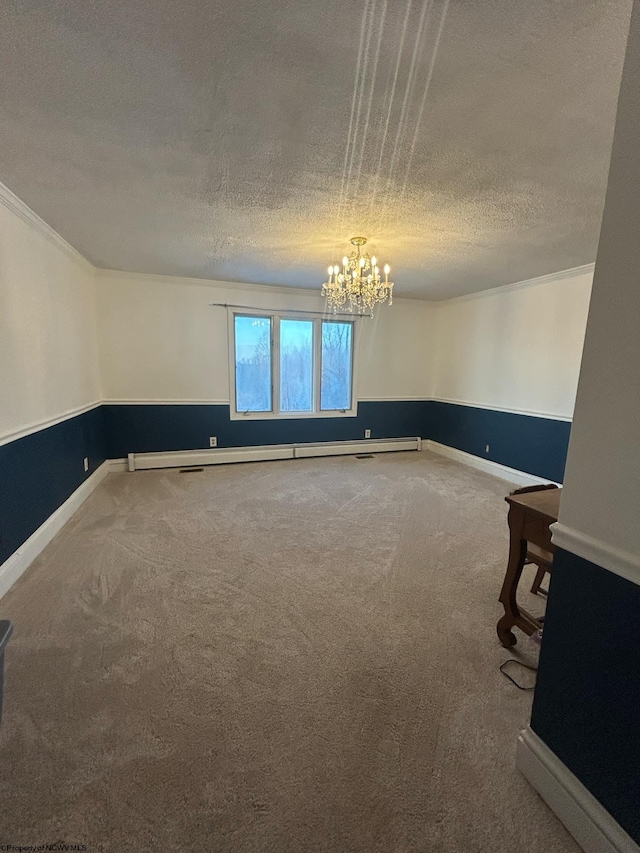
[497,488,561,647]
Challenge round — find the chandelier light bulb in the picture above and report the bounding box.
[384,264,390,274]
[371,256,377,266]
[342,256,348,267]
[359,257,365,268]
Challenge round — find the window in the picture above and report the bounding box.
[230,312,355,418]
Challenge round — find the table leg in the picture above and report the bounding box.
[497,508,528,647]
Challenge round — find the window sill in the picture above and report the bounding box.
[229,407,358,421]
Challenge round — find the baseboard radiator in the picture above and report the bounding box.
[126,437,421,472]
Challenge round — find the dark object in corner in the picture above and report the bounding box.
[0,620,13,723]
[355,454,375,459]
[179,467,204,473]
[499,658,537,690]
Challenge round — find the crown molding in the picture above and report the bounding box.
[95,267,427,303]
[0,180,94,273]
[438,264,595,306]
[96,267,329,299]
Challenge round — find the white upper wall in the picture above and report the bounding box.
[95,271,436,404]
[431,269,593,420]
[0,188,101,443]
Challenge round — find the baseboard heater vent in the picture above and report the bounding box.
[127,437,421,472]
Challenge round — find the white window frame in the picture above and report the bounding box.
[228,308,358,420]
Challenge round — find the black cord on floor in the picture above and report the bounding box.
[499,659,537,690]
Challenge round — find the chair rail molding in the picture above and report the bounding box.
[551,523,640,587]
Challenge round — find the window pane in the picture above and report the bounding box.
[235,316,272,412]
[280,319,314,412]
[321,321,353,410]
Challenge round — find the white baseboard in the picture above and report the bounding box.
[107,458,128,473]
[516,727,639,853]
[292,437,420,459]
[0,460,110,600]
[425,439,560,487]
[126,437,421,471]
[129,445,293,470]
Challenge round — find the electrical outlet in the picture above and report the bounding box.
[209,436,218,448]
[485,445,490,453]
[365,429,371,439]
[83,457,89,472]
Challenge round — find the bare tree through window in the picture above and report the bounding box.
[235,317,272,412]
[321,322,352,410]
[233,314,353,415]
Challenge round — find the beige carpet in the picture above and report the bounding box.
[0,451,578,852]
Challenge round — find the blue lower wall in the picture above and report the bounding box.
[1,399,571,569]
[0,406,106,566]
[103,401,570,484]
[102,401,432,458]
[429,402,571,483]
[531,549,640,843]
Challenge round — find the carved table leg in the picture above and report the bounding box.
[497,507,528,647]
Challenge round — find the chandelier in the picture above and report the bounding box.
[322,237,394,316]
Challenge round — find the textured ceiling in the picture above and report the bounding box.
[0,0,632,298]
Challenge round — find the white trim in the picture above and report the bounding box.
[107,458,129,472]
[97,262,594,304]
[97,267,330,299]
[100,397,571,421]
[126,437,419,471]
[0,461,110,600]
[430,397,573,422]
[438,264,595,305]
[101,399,230,406]
[425,440,560,487]
[102,397,427,405]
[293,438,418,458]
[0,401,102,447]
[130,446,294,470]
[551,523,640,587]
[516,727,639,853]
[358,396,433,402]
[0,180,94,272]
[229,409,359,421]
